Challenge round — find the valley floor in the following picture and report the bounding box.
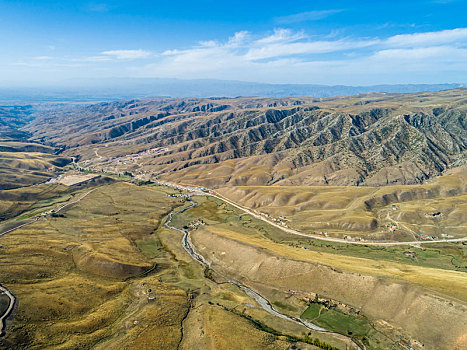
[0,174,465,350]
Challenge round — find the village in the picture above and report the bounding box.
[109,147,169,165]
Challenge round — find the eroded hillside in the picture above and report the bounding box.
[23,89,467,187]
[216,169,467,241]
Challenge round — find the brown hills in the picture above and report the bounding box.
[0,90,466,350]
[22,89,467,187]
[0,141,71,190]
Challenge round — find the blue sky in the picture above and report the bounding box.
[1,0,466,86]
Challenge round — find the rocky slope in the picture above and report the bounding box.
[24,89,467,186]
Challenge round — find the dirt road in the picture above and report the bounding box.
[155,179,467,246]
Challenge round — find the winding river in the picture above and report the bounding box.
[163,197,363,350]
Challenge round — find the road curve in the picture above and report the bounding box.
[154,180,467,247]
[0,188,96,337]
[0,284,15,337]
[211,191,467,246]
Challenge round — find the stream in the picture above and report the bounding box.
[163,197,363,349]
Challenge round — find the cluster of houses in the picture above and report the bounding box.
[307,293,360,315]
[186,219,205,230]
[196,187,213,194]
[259,212,289,227]
[110,147,169,165]
[420,233,437,240]
[41,209,55,217]
[167,193,188,199]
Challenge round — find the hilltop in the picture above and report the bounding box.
[23,88,467,187]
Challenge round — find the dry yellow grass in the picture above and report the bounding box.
[0,148,71,189]
[2,182,334,350]
[216,170,467,240]
[180,304,291,350]
[203,225,467,301]
[190,225,467,350]
[0,182,186,349]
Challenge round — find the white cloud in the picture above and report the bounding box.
[7,27,467,85]
[245,38,377,61]
[275,10,344,24]
[255,29,305,44]
[386,28,467,47]
[160,29,377,64]
[101,49,151,59]
[373,46,467,60]
[131,27,467,84]
[227,31,250,47]
[33,56,54,60]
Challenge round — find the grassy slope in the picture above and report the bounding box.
[0,183,340,350]
[216,170,467,240]
[170,195,466,349]
[0,183,182,348]
[0,183,71,221]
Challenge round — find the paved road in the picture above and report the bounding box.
[0,188,96,237]
[0,218,39,238]
[212,191,467,246]
[0,285,15,336]
[155,180,467,247]
[0,188,96,337]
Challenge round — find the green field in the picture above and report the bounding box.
[169,193,467,349]
[301,303,371,337]
[0,182,349,350]
[172,196,467,273]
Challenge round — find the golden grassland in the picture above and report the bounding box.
[171,195,467,350]
[44,89,466,191]
[175,195,467,300]
[0,182,347,350]
[204,225,467,301]
[0,183,71,221]
[180,304,292,350]
[0,182,183,348]
[153,226,347,350]
[0,150,71,190]
[216,170,467,240]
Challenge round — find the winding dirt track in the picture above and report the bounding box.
[212,191,467,246]
[0,188,96,237]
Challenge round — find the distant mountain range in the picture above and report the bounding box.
[0,78,465,102]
